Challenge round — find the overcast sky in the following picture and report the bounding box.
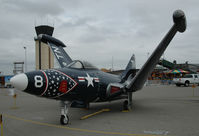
[0,0,198,74]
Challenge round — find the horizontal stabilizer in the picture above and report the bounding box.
[126,10,186,92]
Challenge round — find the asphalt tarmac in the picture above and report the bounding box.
[0,85,199,136]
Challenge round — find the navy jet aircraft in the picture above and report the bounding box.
[11,10,186,125]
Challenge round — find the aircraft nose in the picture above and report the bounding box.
[10,73,28,91]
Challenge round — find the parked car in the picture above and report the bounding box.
[4,75,13,88]
[4,82,13,88]
[173,74,199,87]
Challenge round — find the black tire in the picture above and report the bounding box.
[184,81,189,87]
[176,84,181,87]
[123,100,129,111]
[60,115,69,125]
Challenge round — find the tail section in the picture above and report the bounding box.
[37,34,73,68]
[121,54,136,80]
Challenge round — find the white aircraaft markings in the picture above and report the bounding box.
[41,69,78,98]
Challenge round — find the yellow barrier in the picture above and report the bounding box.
[11,94,18,109]
[192,84,196,97]
[81,109,110,120]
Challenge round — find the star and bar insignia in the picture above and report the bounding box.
[78,73,99,87]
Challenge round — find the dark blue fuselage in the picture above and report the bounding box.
[23,68,121,103]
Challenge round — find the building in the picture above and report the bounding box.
[0,75,13,88]
[34,25,54,70]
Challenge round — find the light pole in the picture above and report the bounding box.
[23,46,27,72]
[111,56,114,72]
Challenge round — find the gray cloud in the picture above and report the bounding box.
[1,0,64,16]
[0,0,199,74]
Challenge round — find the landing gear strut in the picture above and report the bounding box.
[60,101,71,125]
[123,92,133,111]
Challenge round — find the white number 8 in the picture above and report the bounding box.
[34,75,43,88]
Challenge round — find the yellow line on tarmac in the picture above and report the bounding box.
[3,114,164,136]
[122,110,129,113]
[81,108,110,120]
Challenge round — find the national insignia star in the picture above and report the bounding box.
[85,73,94,87]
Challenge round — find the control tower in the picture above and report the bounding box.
[34,25,54,70]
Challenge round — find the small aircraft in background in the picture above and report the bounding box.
[11,10,186,125]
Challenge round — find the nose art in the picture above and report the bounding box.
[10,73,28,91]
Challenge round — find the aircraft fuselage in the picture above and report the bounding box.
[23,68,121,103]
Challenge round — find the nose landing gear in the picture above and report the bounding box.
[60,101,71,125]
[60,115,69,125]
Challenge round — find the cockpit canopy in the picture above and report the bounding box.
[67,60,98,70]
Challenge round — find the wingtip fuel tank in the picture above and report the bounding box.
[173,9,186,33]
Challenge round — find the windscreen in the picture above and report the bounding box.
[68,60,98,70]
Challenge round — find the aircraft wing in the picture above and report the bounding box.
[37,34,73,68]
[126,10,186,92]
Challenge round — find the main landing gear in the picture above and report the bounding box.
[60,101,71,125]
[123,92,133,111]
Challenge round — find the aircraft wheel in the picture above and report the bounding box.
[60,115,69,125]
[184,81,189,87]
[123,100,129,111]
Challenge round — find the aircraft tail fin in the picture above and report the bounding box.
[121,54,136,80]
[37,34,73,68]
[126,10,186,92]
